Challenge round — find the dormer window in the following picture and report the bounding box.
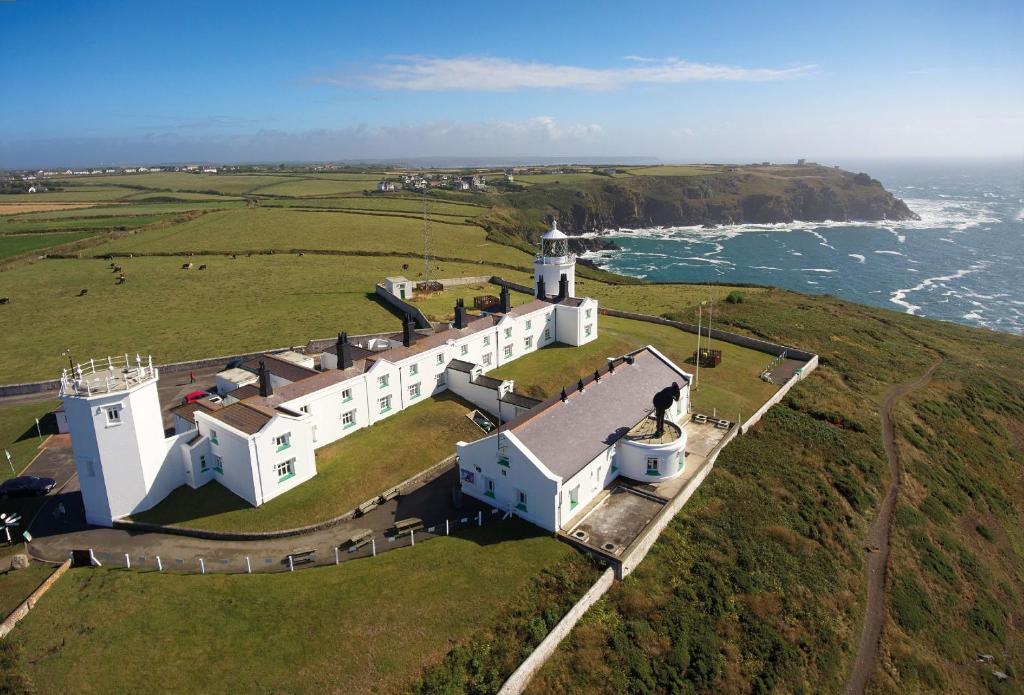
[378,374,389,389]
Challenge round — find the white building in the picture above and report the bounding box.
[455,346,691,532]
[62,225,601,527]
[383,276,414,300]
[377,180,397,192]
[534,220,575,300]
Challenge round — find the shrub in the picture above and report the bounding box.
[725,291,744,304]
[975,523,993,541]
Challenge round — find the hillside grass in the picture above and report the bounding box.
[6,521,584,694]
[0,400,58,483]
[132,393,484,532]
[0,232,97,260]
[264,195,485,217]
[625,165,725,177]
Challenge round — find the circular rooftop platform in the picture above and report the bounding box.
[625,417,681,445]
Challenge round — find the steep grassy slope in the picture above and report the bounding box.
[415,289,1023,694]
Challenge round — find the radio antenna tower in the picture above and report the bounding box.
[422,189,432,281]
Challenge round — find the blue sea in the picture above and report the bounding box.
[583,160,1024,335]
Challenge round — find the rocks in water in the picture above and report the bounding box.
[567,237,621,255]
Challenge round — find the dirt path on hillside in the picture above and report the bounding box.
[846,357,942,694]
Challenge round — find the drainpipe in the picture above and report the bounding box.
[251,437,266,506]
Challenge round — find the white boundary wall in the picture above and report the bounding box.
[740,354,819,434]
[498,567,616,695]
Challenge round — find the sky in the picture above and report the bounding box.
[1,0,1022,168]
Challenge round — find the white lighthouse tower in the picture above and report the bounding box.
[60,355,179,526]
[534,220,576,299]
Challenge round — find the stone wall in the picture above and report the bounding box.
[740,354,820,433]
[374,283,432,329]
[0,559,71,639]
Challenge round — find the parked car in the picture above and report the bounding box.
[183,390,209,404]
[0,475,57,498]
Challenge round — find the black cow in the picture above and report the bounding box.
[652,382,682,436]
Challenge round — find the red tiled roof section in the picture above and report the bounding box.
[376,314,495,364]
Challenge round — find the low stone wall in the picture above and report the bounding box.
[741,354,820,434]
[374,283,432,329]
[599,308,817,362]
[111,456,457,541]
[431,275,493,287]
[498,567,615,695]
[0,559,71,639]
[617,424,739,579]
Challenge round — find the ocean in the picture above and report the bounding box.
[583,160,1024,335]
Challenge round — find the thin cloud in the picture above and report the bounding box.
[310,55,817,92]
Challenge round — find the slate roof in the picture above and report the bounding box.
[203,401,274,435]
[505,298,555,318]
[171,399,223,424]
[250,360,368,406]
[371,314,494,364]
[241,353,319,384]
[447,359,476,373]
[499,392,541,408]
[508,347,690,481]
[226,384,260,401]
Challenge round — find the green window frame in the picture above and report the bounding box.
[645,457,660,476]
[497,456,510,468]
[213,455,223,474]
[274,433,291,452]
[341,388,353,403]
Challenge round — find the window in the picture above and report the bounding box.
[585,324,593,337]
[342,410,356,428]
[504,327,512,339]
[408,382,421,400]
[483,335,491,346]
[484,477,495,499]
[341,388,352,402]
[516,489,528,512]
[503,345,513,359]
[378,395,392,413]
[299,405,310,414]
[569,486,579,510]
[461,344,469,356]
[525,319,532,330]
[273,433,291,451]
[409,363,418,376]
[377,374,389,389]
[524,336,533,349]
[436,353,444,365]
[482,353,492,366]
[586,308,593,319]
[436,373,446,387]
[544,329,551,341]
[209,429,219,445]
[105,406,121,425]
[275,458,295,482]
[213,455,223,474]
[646,457,660,476]
[199,454,208,472]
[498,454,510,468]
[677,453,684,471]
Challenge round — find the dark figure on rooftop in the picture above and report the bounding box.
[652,382,681,436]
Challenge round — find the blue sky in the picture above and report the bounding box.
[1,0,1022,167]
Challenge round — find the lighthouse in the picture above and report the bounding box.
[533,220,575,299]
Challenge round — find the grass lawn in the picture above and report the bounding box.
[0,232,96,261]
[8,521,575,694]
[0,561,54,618]
[97,207,533,267]
[489,315,779,419]
[133,393,484,532]
[575,279,766,317]
[0,400,59,483]
[0,255,533,384]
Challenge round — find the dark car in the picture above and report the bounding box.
[0,475,57,498]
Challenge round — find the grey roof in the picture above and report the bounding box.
[499,392,541,408]
[447,359,476,373]
[241,353,318,384]
[509,348,690,481]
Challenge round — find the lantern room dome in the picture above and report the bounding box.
[542,220,568,240]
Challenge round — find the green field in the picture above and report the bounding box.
[515,173,608,185]
[134,393,484,532]
[0,188,136,202]
[0,232,97,261]
[2,201,241,222]
[96,207,533,266]
[0,214,175,235]
[575,279,767,316]
[7,522,580,694]
[59,172,295,195]
[625,165,725,176]
[0,401,58,483]
[266,195,486,217]
[248,177,380,196]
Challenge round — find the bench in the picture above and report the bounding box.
[393,517,423,535]
[354,499,376,517]
[343,529,373,550]
[378,487,401,504]
[285,548,316,566]
[714,419,730,430]
[692,414,707,424]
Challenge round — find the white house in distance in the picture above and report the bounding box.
[455,347,692,533]
[60,223,601,527]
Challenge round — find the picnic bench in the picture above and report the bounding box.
[378,487,401,504]
[285,548,316,566]
[692,413,708,424]
[354,499,376,517]
[392,517,423,535]
[714,419,730,430]
[342,529,373,550]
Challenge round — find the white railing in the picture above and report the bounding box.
[59,354,157,397]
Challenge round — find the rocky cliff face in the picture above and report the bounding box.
[494,167,918,239]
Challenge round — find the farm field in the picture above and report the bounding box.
[0,232,97,261]
[0,202,100,215]
[514,173,609,185]
[0,254,534,384]
[96,207,534,266]
[0,214,175,235]
[408,282,533,322]
[58,172,297,195]
[2,200,241,222]
[265,195,486,217]
[247,177,380,196]
[8,521,582,694]
[0,187,139,202]
[133,393,483,532]
[625,164,726,176]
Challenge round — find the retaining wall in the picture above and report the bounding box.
[0,559,71,639]
[741,354,820,433]
[374,284,432,329]
[431,275,493,287]
[489,276,535,296]
[498,567,616,695]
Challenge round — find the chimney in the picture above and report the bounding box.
[557,273,569,301]
[337,332,353,370]
[499,285,511,313]
[454,298,468,329]
[607,358,616,373]
[402,314,417,347]
[258,359,273,397]
[536,276,546,300]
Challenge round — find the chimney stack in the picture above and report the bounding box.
[402,314,417,347]
[536,276,546,300]
[258,359,274,397]
[337,332,353,370]
[499,285,511,313]
[557,273,569,301]
[454,298,468,329]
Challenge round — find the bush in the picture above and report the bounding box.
[725,291,744,304]
[891,573,932,632]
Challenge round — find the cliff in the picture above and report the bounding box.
[478,164,918,243]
